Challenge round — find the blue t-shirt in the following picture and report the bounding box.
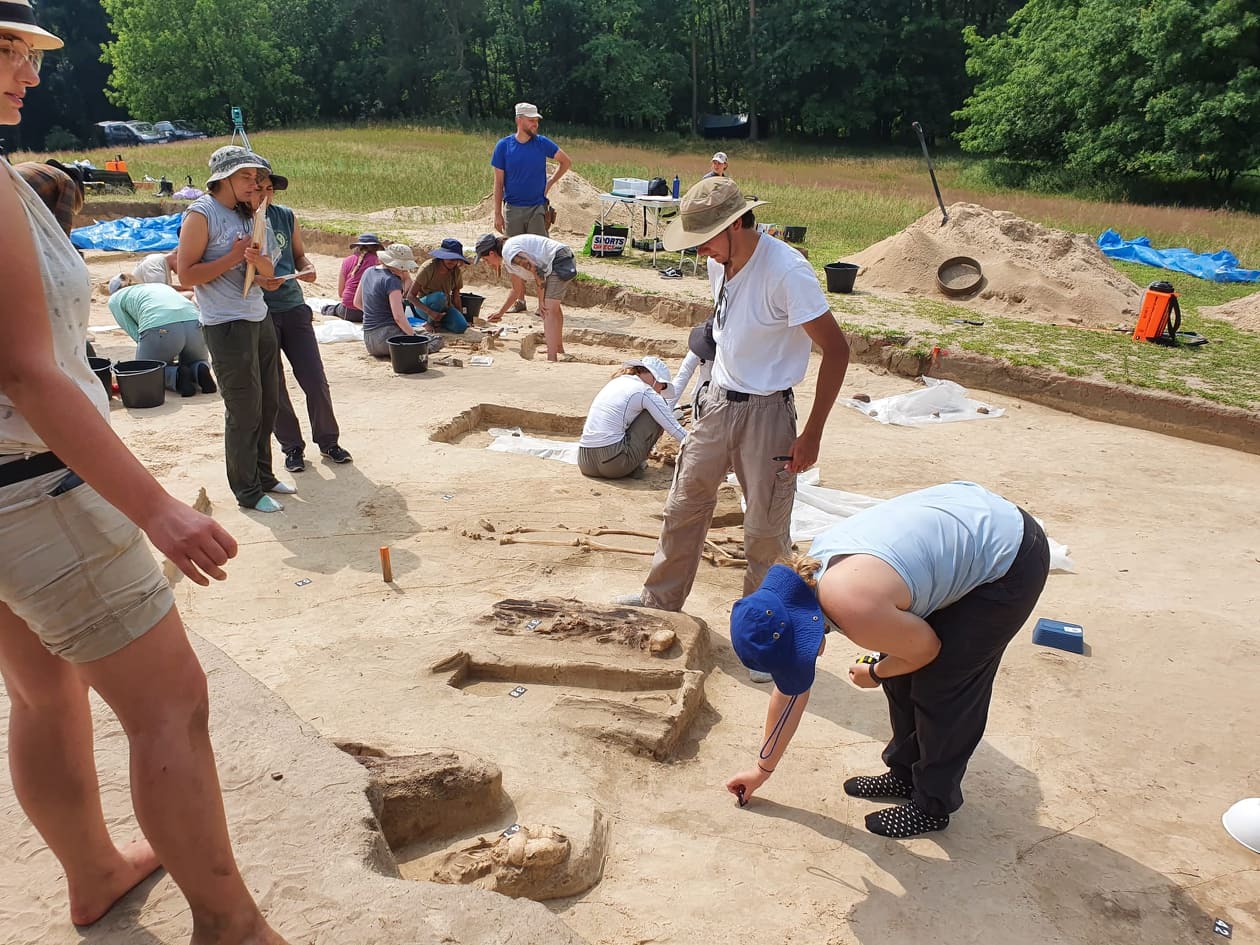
[491,134,560,207]
[808,481,1025,617]
[360,267,403,332]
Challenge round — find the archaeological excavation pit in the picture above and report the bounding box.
[429,403,584,449]
[340,746,610,902]
[430,598,713,760]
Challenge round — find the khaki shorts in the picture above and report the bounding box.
[0,467,173,663]
[543,249,577,301]
[504,203,549,237]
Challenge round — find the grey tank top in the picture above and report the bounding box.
[184,195,275,326]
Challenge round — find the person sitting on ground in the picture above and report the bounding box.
[404,238,472,334]
[667,317,715,419]
[321,233,382,323]
[107,276,216,397]
[702,151,730,180]
[578,356,688,480]
[357,242,438,359]
[475,232,577,362]
[725,481,1050,839]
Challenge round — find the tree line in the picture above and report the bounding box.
[10,0,1259,195]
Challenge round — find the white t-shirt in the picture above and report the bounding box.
[669,350,712,409]
[132,253,172,284]
[580,375,688,449]
[709,235,829,395]
[502,234,568,280]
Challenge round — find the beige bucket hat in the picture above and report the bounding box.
[662,177,766,251]
[378,243,418,271]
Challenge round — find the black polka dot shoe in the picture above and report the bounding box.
[843,772,913,800]
[865,802,949,838]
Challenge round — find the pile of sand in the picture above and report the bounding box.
[850,202,1145,329]
[1200,289,1260,333]
[468,169,608,239]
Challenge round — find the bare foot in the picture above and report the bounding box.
[69,838,162,925]
[191,914,291,945]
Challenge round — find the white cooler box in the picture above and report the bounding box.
[612,177,649,197]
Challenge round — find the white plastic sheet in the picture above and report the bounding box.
[486,430,578,465]
[731,469,1075,573]
[847,377,1004,426]
[313,320,363,344]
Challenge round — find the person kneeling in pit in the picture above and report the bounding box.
[726,481,1050,838]
[578,356,687,479]
[405,238,473,333]
[107,276,216,397]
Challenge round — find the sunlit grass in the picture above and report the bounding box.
[18,123,1260,408]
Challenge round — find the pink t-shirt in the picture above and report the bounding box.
[340,251,379,308]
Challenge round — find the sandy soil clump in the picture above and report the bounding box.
[1200,288,1260,333]
[850,202,1145,329]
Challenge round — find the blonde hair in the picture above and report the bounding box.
[610,365,641,380]
[779,552,822,589]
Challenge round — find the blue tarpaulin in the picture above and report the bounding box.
[1098,229,1260,283]
[71,213,182,252]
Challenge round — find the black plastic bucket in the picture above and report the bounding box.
[461,293,485,321]
[387,334,429,374]
[113,359,166,408]
[88,356,113,399]
[824,262,859,294]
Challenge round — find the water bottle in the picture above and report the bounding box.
[672,175,680,199]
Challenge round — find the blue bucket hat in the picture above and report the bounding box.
[430,238,470,263]
[730,564,826,695]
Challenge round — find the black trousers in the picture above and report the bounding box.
[271,303,340,454]
[881,508,1050,817]
[202,315,280,508]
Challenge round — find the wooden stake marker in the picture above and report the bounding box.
[379,546,393,583]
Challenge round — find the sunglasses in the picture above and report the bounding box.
[0,36,42,74]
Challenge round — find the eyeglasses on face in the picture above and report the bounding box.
[0,36,43,74]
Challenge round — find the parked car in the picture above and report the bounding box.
[94,120,164,147]
[154,120,208,142]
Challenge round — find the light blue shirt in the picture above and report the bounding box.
[809,481,1024,617]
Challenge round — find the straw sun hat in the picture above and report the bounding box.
[0,0,63,50]
[662,177,766,252]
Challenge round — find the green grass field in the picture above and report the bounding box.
[22,123,1260,410]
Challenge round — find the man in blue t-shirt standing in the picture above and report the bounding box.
[490,102,572,312]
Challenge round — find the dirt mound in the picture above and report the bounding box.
[1200,289,1260,333]
[850,202,1144,329]
[469,169,606,239]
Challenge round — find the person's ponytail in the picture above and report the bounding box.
[779,552,822,589]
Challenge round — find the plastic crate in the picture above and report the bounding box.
[612,177,649,197]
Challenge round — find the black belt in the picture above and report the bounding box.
[0,452,68,488]
[724,389,791,402]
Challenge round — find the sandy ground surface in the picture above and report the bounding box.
[55,246,1260,945]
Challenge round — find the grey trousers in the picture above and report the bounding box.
[505,203,549,237]
[642,384,798,611]
[271,303,340,453]
[202,316,280,508]
[135,320,209,390]
[578,411,663,479]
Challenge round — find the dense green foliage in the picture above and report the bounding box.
[956,0,1260,188]
[10,0,1258,196]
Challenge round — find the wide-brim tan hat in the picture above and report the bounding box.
[662,177,766,252]
[378,243,418,271]
[1,0,63,50]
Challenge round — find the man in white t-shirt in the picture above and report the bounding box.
[616,177,850,621]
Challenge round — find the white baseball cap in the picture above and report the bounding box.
[625,355,671,386]
[712,152,729,164]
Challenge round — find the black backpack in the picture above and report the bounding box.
[647,177,670,196]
